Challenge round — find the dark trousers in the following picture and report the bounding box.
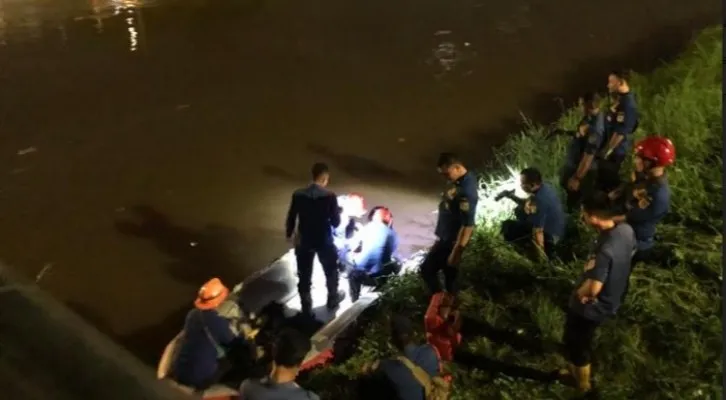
[563,311,601,367]
[560,168,593,213]
[420,240,459,294]
[597,153,626,193]
[501,219,557,259]
[295,244,339,311]
[347,262,401,302]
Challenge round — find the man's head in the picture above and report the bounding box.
[581,193,618,230]
[607,70,630,94]
[369,206,393,226]
[271,328,311,374]
[437,152,467,181]
[519,167,542,194]
[579,92,601,115]
[311,162,330,186]
[390,314,415,350]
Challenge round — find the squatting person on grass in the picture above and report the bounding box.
[556,193,636,394]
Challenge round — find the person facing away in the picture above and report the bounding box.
[172,278,237,391]
[420,152,479,296]
[499,167,566,260]
[562,92,606,212]
[347,206,400,301]
[285,162,345,314]
[239,328,321,400]
[370,315,442,400]
[598,69,639,192]
[556,193,636,394]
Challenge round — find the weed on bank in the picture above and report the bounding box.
[302,26,723,399]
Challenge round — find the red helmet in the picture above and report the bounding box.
[369,206,393,225]
[634,136,676,167]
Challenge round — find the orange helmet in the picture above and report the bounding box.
[194,278,230,310]
[369,206,393,225]
[339,193,367,218]
[634,136,676,167]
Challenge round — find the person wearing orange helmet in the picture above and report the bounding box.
[171,277,239,391]
[346,206,400,301]
[610,136,674,263]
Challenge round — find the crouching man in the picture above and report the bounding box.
[556,194,636,394]
[346,206,400,302]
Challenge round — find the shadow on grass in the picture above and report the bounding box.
[453,348,555,384]
[460,316,563,356]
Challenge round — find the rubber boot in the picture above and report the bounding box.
[300,292,313,316]
[574,364,592,393]
[326,290,346,310]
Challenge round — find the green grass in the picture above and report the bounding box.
[301,26,723,399]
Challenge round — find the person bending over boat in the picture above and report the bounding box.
[239,328,321,400]
[345,206,401,302]
[171,278,253,391]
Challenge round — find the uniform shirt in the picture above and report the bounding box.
[523,183,566,239]
[625,174,671,250]
[434,171,479,243]
[377,344,440,400]
[605,92,639,157]
[286,183,341,248]
[569,223,636,322]
[564,112,606,171]
[352,220,399,275]
[239,377,320,400]
[172,309,235,388]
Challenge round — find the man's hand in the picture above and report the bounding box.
[495,189,515,201]
[567,176,581,192]
[532,240,548,262]
[576,285,596,304]
[578,124,588,136]
[583,258,595,272]
[447,247,463,267]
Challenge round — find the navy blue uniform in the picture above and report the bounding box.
[599,92,638,191]
[285,183,341,311]
[561,112,605,211]
[421,171,478,294]
[347,221,400,301]
[625,174,670,261]
[501,183,565,259]
[565,222,635,366]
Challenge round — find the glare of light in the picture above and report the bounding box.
[125,16,138,52]
[475,164,528,229]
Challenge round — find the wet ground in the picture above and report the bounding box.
[0,0,718,363]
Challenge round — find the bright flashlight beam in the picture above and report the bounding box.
[475,165,528,229]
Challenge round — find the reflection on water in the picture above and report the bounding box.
[0,0,150,52]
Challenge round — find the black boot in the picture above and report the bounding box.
[300,292,313,316]
[326,290,346,310]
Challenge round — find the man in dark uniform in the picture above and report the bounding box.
[610,136,675,263]
[556,193,636,394]
[285,162,345,315]
[562,92,606,212]
[499,167,565,260]
[420,153,478,296]
[598,70,639,192]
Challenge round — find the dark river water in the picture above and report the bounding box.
[0,0,718,363]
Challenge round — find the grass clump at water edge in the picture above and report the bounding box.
[301,26,723,400]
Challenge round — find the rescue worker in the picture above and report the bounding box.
[239,328,321,400]
[598,70,639,192]
[556,193,636,394]
[171,278,238,391]
[610,136,675,263]
[346,206,400,302]
[285,162,345,315]
[499,167,565,260]
[333,193,367,263]
[562,92,606,212]
[421,152,478,296]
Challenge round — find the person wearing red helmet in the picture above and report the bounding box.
[345,206,400,302]
[610,136,674,262]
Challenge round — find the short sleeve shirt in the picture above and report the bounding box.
[625,174,670,250]
[434,171,479,242]
[524,183,566,239]
[565,112,606,170]
[569,223,636,322]
[605,92,639,157]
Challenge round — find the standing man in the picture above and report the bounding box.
[563,92,606,212]
[285,162,345,315]
[420,153,478,296]
[499,167,565,260]
[610,136,675,263]
[598,70,639,192]
[556,193,636,394]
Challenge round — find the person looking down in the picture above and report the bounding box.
[171,278,237,391]
[239,328,321,400]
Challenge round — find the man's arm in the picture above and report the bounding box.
[455,192,478,249]
[285,193,298,239]
[603,106,637,157]
[329,194,341,228]
[576,251,610,303]
[574,116,605,179]
[626,190,669,223]
[526,200,547,250]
